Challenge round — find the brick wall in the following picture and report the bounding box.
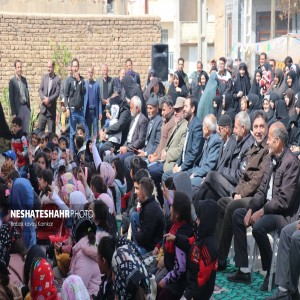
[0,13,161,113]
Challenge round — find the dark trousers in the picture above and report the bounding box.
[38,112,56,133]
[148,162,164,206]
[85,108,98,140]
[233,208,289,272]
[216,197,251,260]
[194,171,234,201]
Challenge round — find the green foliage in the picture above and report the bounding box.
[49,41,72,78]
[29,108,39,133]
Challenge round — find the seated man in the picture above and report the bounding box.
[162,96,204,182]
[118,96,148,160]
[194,111,253,201]
[216,110,269,270]
[148,97,188,204]
[266,220,300,300]
[187,114,222,189]
[130,176,165,254]
[123,93,162,191]
[228,122,300,291]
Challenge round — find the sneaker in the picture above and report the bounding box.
[265,288,290,300]
[227,269,251,284]
[260,273,276,291]
[217,258,227,271]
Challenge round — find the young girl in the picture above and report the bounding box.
[111,157,127,215]
[156,191,193,300]
[94,236,116,300]
[165,199,218,300]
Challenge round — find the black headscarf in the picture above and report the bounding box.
[193,199,218,262]
[143,77,165,102]
[213,96,222,121]
[268,68,287,98]
[234,62,251,96]
[264,99,275,126]
[0,102,11,140]
[167,71,188,104]
[287,70,300,94]
[285,88,297,118]
[275,100,290,128]
[269,92,281,103]
[121,75,146,115]
[250,69,263,96]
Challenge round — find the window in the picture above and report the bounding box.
[161,29,168,44]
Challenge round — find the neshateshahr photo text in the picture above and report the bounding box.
[10,210,93,219]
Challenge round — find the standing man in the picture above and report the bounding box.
[97,64,114,126]
[125,58,141,88]
[64,58,86,154]
[84,66,101,141]
[9,59,31,134]
[38,60,61,133]
[177,57,189,87]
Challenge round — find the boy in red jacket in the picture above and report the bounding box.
[11,117,28,178]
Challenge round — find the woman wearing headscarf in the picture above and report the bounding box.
[250,69,263,98]
[10,178,36,248]
[212,96,222,121]
[197,72,219,122]
[275,100,290,128]
[0,246,22,300]
[263,98,275,126]
[191,72,209,104]
[284,88,297,118]
[233,62,251,112]
[61,275,90,300]
[260,62,273,96]
[143,68,156,92]
[165,199,218,300]
[220,93,235,124]
[267,68,287,99]
[111,241,153,300]
[143,77,165,103]
[121,75,146,116]
[167,72,188,104]
[286,70,300,94]
[29,258,58,300]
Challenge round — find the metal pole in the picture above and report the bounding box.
[270,0,275,39]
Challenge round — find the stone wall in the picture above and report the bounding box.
[0,13,161,113]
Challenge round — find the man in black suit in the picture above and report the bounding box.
[118,96,148,161]
[37,60,61,132]
[9,59,31,134]
[125,58,141,88]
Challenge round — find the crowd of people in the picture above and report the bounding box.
[0,53,299,300]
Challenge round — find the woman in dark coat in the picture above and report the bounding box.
[275,100,290,128]
[0,102,11,140]
[286,70,300,94]
[192,72,209,105]
[167,72,188,104]
[233,62,251,112]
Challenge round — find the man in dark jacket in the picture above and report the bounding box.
[216,110,269,271]
[130,176,165,254]
[37,60,61,133]
[9,59,31,134]
[194,111,253,201]
[228,122,300,291]
[64,58,86,154]
[162,97,204,181]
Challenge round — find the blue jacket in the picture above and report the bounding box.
[176,116,204,171]
[192,132,222,178]
[83,80,102,118]
[144,114,163,155]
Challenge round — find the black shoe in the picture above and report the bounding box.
[218,258,227,271]
[265,288,290,300]
[260,273,276,291]
[227,270,251,284]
